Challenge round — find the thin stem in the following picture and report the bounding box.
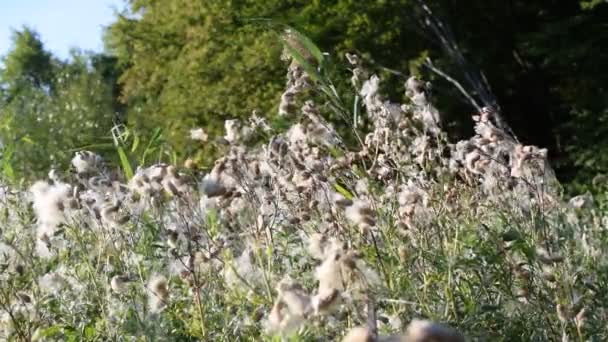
[424,59,481,112]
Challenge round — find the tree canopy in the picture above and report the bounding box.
[1,1,607,186]
[0,27,122,179]
[103,0,608,187]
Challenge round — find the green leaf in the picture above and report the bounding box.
[38,325,62,338]
[20,136,35,145]
[117,145,134,179]
[84,325,96,339]
[141,128,164,164]
[131,134,140,153]
[282,43,321,82]
[284,28,324,66]
[1,147,15,181]
[334,183,354,200]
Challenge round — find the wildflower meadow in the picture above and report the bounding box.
[1,31,607,342]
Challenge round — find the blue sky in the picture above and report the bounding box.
[0,0,125,60]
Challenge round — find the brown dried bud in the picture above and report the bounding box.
[557,304,570,323]
[16,292,31,304]
[184,158,196,169]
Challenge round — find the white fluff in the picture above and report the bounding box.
[190,127,208,142]
[38,272,67,293]
[71,151,103,174]
[30,181,71,238]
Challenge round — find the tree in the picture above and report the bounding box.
[105,0,608,185]
[105,1,290,155]
[1,28,55,92]
[0,28,122,179]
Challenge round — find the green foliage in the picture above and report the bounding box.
[104,0,608,190]
[1,28,55,91]
[104,0,427,159]
[111,125,177,178]
[0,28,122,180]
[0,1,607,189]
[105,0,289,154]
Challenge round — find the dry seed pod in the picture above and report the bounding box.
[148,275,169,312]
[557,304,570,323]
[312,287,340,314]
[111,275,131,294]
[115,215,130,225]
[16,292,32,304]
[14,264,25,276]
[333,193,353,208]
[184,158,196,169]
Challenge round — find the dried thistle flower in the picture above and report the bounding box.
[556,304,570,323]
[345,200,376,233]
[569,193,593,209]
[72,151,104,174]
[307,233,329,260]
[111,275,131,294]
[311,287,340,315]
[315,241,380,296]
[148,275,169,312]
[224,248,264,291]
[333,192,354,208]
[38,272,67,293]
[276,279,312,318]
[265,279,311,335]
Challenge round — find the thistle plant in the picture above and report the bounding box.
[0,32,607,341]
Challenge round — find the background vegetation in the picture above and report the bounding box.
[1,0,607,191]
